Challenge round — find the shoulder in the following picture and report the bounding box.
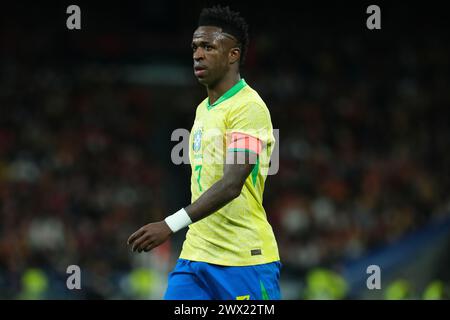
[197,97,208,108]
[232,84,271,116]
[195,97,208,115]
[226,85,273,130]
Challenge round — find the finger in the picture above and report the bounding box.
[128,228,145,245]
[132,234,150,252]
[127,229,143,245]
[143,242,156,252]
[138,239,154,253]
[136,239,153,253]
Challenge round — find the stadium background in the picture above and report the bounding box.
[1,1,449,299]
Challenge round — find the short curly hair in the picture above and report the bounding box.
[198,5,249,67]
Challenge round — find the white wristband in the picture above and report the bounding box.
[164,208,192,233]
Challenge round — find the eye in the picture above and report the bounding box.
[205,45,213,51]
[192,45,197,52]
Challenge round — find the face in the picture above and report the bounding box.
[192,26,240,86]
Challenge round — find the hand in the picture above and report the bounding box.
[127,221,173,253]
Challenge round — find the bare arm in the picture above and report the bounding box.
[127,151,257,252]
[185,151,256,222]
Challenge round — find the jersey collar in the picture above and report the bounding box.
[206,79,247,110]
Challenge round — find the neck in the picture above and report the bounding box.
[207,72,241,105]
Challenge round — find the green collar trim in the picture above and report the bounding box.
[206,79,247,110]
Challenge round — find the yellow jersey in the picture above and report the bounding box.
[179,79,280,266]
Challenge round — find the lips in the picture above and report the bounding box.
[194,65,207,77]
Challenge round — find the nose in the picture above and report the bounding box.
[193,47,204,61]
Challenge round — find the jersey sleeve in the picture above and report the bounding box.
[226,102,274,155]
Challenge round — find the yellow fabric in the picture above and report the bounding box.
[180,79,280,266]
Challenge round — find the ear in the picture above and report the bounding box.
[229,47,241,65]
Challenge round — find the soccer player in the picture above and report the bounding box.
[127,5,281,300]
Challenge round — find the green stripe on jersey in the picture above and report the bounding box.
[206,79,247,110]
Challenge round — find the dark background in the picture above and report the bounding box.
[1,0,449,299]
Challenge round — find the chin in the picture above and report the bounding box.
[196,76,210,86]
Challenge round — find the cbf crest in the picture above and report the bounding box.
[193,128,203,152]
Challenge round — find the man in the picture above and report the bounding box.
[127,5,281,300]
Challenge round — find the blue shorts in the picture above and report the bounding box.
[164,259,281,300]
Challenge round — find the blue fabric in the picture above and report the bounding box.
[164,259,281,300]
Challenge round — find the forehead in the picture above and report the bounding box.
[192,26,224,42]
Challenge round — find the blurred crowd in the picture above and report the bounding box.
[260,32,450,274]
[1,2,450,299]
[0,63,172,298]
